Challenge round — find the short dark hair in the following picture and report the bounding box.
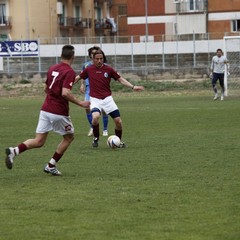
[92,49,107,63]
[61,45,75,60]
[216,48,223,53]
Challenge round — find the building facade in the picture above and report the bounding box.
[208,0,240,36]
[0,0,59,41]
[0,0,240,42]
[0,0,118,41]
[127,0,240,41]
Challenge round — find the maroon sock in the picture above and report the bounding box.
[93,124,100,138]
[18,143,27,154]
[48,152,63,168]
[52,152,63,162]
[115,129,122,140]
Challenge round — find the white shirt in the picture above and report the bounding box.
[211,55,229,74]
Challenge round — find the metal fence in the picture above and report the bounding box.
[0,33,240,80]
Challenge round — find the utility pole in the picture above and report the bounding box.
[25,0,29,39]
[145,0,148,42]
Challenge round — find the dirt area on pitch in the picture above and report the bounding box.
[0,83,45,97]
[0,80,211,98]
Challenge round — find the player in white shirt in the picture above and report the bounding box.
[210,48,229,101]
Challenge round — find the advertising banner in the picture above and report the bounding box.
[0,40,39,56]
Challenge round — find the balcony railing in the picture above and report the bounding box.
[94,18,112,31]
[59,17,91,28]
[176,0,207,13]
[94,0,112,5]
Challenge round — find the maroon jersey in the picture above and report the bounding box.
[80,64,121,99]
[41,62,75,116]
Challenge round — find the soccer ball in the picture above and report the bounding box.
[107,135,121,149]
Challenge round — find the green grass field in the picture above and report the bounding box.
[0,92,240,240]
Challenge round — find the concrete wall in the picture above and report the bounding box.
[37,39,223,57]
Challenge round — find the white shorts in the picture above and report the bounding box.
[36,111,74,135]
[90,96,118,115]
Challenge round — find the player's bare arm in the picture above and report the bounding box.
[80,79,85,93]
[117,77,145,91]
[62,88,90,108]
[74,74,81,84]
[74,75,86,93]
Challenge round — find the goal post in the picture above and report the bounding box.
[223,36,240,97]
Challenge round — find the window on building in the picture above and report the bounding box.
[95,7,101,20]
[94,7,102,29]
[118,5,127,16]
[232,20,240,32]
[59,5,65,25]
[75,6,80,18]
[75,6,81,24]
[0,4,6,25]
[188,0,203,11]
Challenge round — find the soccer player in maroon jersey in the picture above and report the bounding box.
[80,46,109,137]
[5,45,90,176]
[75,49,144,148]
